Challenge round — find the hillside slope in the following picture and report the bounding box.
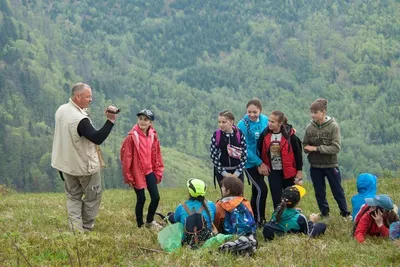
[1,0,400,191]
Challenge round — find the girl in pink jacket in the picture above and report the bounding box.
[120,109,164,229]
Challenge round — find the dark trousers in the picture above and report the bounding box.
[134,172,160,227]
[268,170,295,210]
[245,167,268,224]
[310,222,327,238]
[263,222,327,240]
[310,167,349,217]
[215,170,244,195]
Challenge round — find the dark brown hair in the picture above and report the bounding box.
[385,210,399,228]
[270,110,289,139]
[270,110,288,125]
[310,98,328,112]
[189,196,212,220]
[221,177,244,197]
[246,97,262,111]
[219,110,235,123]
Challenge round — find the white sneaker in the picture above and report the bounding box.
[145,221,163,231]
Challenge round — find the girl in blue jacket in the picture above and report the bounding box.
[238,98,268,226]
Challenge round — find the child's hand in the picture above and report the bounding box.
[304,145,318,152]
[371,209,384,227]
[258,163,270,176]
[223,173,234,179]
[309,213,319,223]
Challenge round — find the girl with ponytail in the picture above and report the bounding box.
[263,185,326,240]
[170,179,216,229]
[258,110,303,210]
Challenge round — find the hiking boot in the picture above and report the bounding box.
[145,221,163,231]
[83,223,94,233]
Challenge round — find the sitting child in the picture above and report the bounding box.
[353,194,399,243]
[214,177,256,236]
[214,177,258,255]
[351,173,377,221]
[263,185,327,240]
[168,178,216,248]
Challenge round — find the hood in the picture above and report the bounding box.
[284,124,295,136]
[219,196,244,212]
[311,116,334,129]
[129,124,155,137]
[356,173,377,195]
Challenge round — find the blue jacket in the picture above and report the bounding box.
[238,114,268,169]
[174,199,216,231]
[351,173,377,220]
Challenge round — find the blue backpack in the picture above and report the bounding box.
[223,202,256,235]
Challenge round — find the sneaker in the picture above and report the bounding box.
[83,223,95,233]
[340,211,351,217]
[145,221,163,231]
[341,214,353,221]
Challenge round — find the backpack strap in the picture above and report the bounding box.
[182,203,192,215]
[216,127,241,146]
[243,118,251,136]
[182,203,204,215]
[216,129,222,146]
[233,125,241,144]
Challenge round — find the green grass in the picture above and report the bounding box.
[1,178,399,266]
[160,147,212,187]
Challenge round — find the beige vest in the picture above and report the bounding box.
[51,99,100,176]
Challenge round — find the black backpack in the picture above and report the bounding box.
[182,203,212,249]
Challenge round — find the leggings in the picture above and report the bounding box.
[245,167,268,224]
[134,172,160,227]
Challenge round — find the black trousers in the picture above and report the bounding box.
[134,172,160,227]
[310,167,349,217]
[268,170,295,210]
[245,167,268,224]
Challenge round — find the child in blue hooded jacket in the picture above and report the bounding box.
[238,98,268,226]
[351,173,377,220]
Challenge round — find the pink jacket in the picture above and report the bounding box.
[120,124,164,189]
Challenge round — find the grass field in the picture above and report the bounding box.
[1,177,399,266]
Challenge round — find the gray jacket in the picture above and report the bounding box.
[302,116,341,168]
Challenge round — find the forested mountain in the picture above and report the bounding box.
[1,0,400,192]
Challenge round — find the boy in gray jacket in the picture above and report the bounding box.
[303,98,350,218]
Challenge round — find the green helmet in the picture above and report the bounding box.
[187,178,206,198]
